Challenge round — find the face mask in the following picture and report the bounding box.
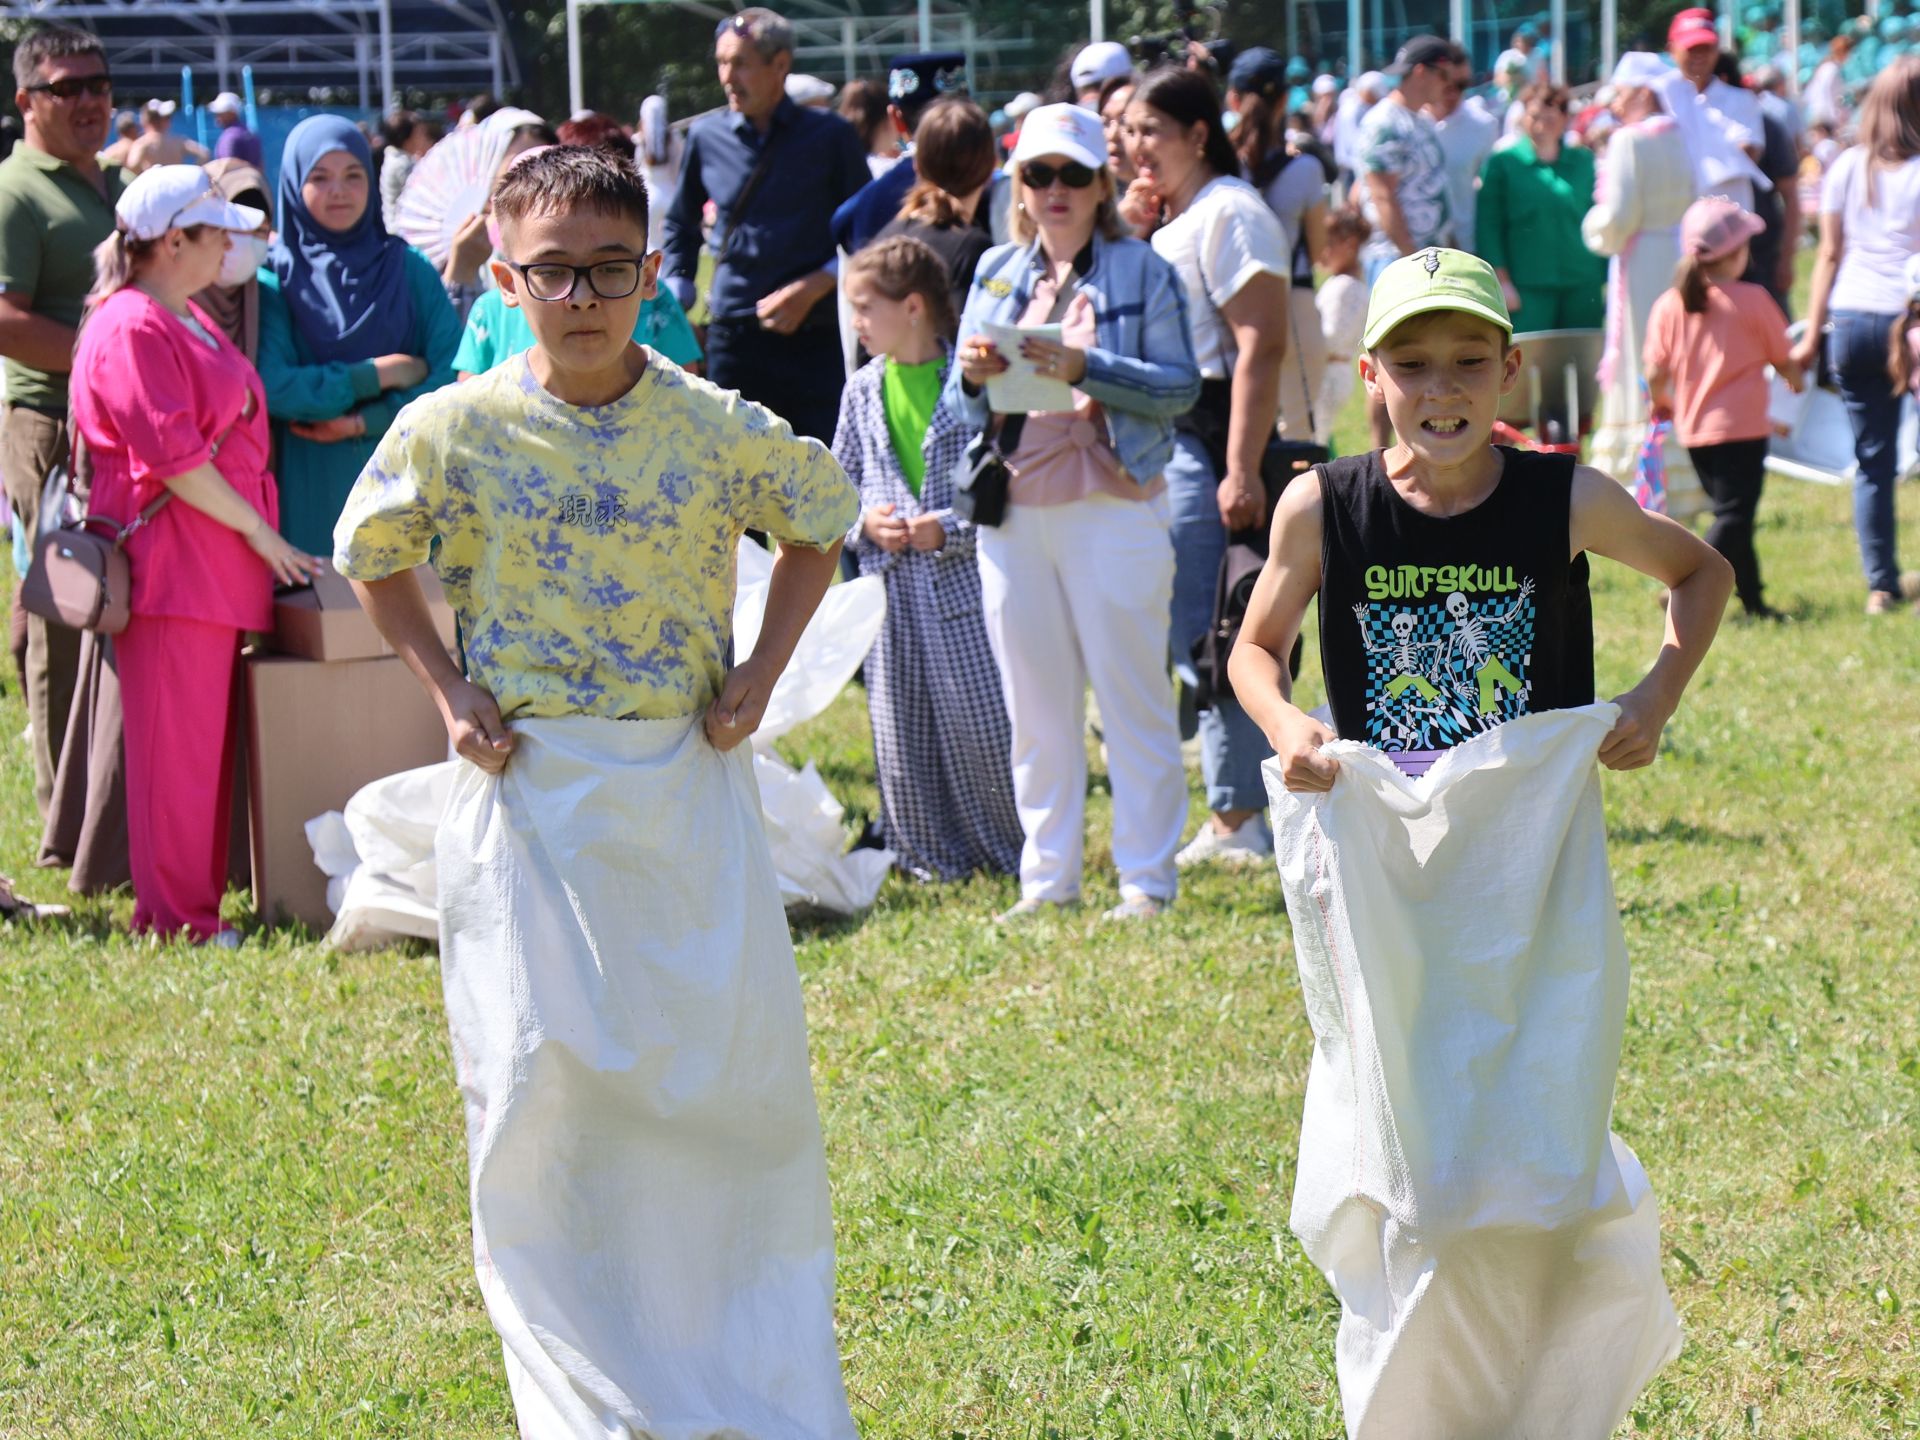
[218,233,269,288]
[1221,109,1241,134]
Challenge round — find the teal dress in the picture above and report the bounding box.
[256,247,461,554]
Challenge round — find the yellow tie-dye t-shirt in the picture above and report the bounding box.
[331,349,858,722]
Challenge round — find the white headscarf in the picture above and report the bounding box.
[474,107,547,194]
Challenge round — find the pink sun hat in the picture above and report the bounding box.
[1681,195,1765,262]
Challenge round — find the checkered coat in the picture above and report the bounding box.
[831,353,1022,880]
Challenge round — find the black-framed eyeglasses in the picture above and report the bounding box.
[507,256,648,303]
[1019,160,1097,191]
[26,74,112,102]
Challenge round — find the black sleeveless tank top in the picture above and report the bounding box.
[1317,447,1595,766]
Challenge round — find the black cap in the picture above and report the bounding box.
[888,51,967,120]
[1228,46,1287,98]
[1389,36,1459,75]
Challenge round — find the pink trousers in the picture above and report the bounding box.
[116,612,242,941]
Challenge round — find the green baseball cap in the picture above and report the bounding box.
[1363,247,1513,350]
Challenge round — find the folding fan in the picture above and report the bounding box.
[392,107,543,267]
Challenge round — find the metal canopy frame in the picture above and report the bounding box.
[1,0,520,109]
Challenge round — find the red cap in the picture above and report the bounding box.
[1669,11,1720,49]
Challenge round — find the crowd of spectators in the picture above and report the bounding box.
[4,8,1919,939]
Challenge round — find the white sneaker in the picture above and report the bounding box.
[1100,894,1167,922]
[993,897,1078,925]
[1175,816,1273,870]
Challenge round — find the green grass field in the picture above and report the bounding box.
[4,342,1920,1434]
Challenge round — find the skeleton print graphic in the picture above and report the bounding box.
[1353,574,1538,750]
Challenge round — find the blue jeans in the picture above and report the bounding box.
[1165,429,1274,814]
[1829,309,1905,594]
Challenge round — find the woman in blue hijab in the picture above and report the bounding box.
[257,115,460,552]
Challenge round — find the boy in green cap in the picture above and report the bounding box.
[1228,249,1732,1435]
[1231,246,1732,782]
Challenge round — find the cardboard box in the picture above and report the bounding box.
[271,566,457,662]
[246,650,449,931]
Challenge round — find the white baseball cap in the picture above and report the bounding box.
[1312,73,1340,95]
[1011,102,1107,171]
[209,92,244,115]
[1004,90,1043,120]
[1070,40,1133,92]
[144,98,178,117]
[116,165,266,241]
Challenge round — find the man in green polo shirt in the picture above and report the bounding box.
[0,24,122,819]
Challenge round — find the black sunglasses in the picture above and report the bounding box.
[714,15,752,39]
[26,74,112,101]
[1019,160,1097,191]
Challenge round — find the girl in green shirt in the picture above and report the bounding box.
[830,235,1022,881]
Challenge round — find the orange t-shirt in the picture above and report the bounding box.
[1642,279,1793,449]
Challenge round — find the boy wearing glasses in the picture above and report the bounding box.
[333,146,861,1439]
[0,24,121,825]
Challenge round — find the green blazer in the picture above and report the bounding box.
[1474,138,1609,294]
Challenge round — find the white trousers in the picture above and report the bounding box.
[977,493,1187,903]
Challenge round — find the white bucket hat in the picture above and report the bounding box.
[116,165,266,241]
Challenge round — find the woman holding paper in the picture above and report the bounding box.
[949,102,1200,924]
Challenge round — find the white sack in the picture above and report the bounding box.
[1265,706,1680,1440]
[437,714,857,1440]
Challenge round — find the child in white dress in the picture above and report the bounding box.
[1314,210,1371,445]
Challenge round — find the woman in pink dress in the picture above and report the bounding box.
[69,165,319,944]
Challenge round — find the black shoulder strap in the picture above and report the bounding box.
[711,128,782,275]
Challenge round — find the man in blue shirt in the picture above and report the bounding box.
[661,7,867,442]
[829,50,966,255]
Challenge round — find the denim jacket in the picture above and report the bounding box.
[946,231,1202,484]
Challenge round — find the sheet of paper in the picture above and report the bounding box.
[982,322,1073,415]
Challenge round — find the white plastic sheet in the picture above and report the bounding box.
[308,541,891,949]
[1265,706,1681,1440]
[436,715,857,1439]
[305,764,451,951]
[734,538,886,744]
[755,750,894,916]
